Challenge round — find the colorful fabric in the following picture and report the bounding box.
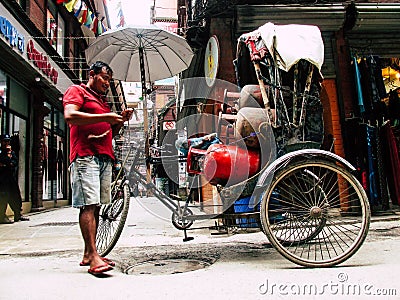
[353,56,365,115]
[65,0,78,12]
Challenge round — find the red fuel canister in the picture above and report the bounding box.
[203,144,260,185]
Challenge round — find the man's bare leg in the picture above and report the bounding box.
[79,205,105,268]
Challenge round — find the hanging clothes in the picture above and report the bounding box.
[388,89,400,126]
[370,55,387,99]
[381,121,400,205]
[352,56,365,116]
[343,118,367,187]
[358,58,374,118]
[375,125,389,210]
[365,124,380,207]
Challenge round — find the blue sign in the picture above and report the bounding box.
[0,16,25,53]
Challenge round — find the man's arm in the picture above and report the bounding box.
[64,104,124,126]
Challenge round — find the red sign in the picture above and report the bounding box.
[155,22,178,34]
[27,40,58,84]
[163,121,176,130]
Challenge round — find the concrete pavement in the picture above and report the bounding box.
[0,197,400,300]
[0,196,400,255]
[0,196,195,255]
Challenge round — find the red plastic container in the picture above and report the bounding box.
[203,144,260,185]
[186,147,207,175]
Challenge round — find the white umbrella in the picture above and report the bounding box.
[85,25,194,183]
[85,24,194,85]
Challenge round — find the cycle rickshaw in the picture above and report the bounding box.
[96,23,370,268]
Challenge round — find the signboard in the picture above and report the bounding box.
[204,35,219,87]
[154,22,178,34]
[163,121,176,130]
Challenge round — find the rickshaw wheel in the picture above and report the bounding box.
[172,207,194,230]
[260,159,370,268]
[96,182,130,257]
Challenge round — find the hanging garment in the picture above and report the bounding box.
[388,90,400,124]
[381,121,400,205]
[365,124,380,206]
[371,55,387,99]
[352,56,365,115]
[343,119,365,171]
[375,125,389,210]
[366,55,382,105]
[358,59,374,118]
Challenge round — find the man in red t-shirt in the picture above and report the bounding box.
[63,61,133,275]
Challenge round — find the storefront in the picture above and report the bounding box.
[0,69,29,204]
[340,3,400,212]
[0,2,74,213]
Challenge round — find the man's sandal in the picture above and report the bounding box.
[88,263,113,275]
[80,257,115,267]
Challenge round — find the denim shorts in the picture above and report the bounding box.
[69,155,112,208]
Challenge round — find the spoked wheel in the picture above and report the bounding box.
[260,160,370,267]
[270,172,327,245]
[96,182,130,256]
[172,206,194,230]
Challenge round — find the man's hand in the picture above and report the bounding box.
[104,112,124,125]
[121,108,134,122]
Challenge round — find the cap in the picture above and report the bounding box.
[0,134,11,141]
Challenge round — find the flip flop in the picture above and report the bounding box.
[88,263,113,275]
[80,257,116,267]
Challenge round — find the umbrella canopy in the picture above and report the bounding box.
[85,24,194,83]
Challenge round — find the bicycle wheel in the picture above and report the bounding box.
[269,172,327,245]
[96,182,130,257]
[260,159,370,267]
[172,206,194,230]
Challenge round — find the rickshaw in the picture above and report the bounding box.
[96,23,370,268]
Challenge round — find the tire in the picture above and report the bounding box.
[260,159,370,267]
[96,183,130,256]
[172,207,194,230]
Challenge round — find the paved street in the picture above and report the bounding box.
[0,197,400,299]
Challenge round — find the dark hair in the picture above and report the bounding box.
[90,61,113,75]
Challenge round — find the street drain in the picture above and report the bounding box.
[124,259,211,275]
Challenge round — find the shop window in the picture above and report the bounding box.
[47,10,57,49]
[16,0,26,10]
[9,116,27,202]
[47,2,65,57]
[43,105,66,200]
[9,79,29,117]
[57,14,65,57]
[0,70,6,131]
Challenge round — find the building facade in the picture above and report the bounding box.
[0,0,111,214]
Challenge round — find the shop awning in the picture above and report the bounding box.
[235,4,346,35]
[346,3,400,57]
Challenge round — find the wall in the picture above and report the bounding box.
[28,0,46,34]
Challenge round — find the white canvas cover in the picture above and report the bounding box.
[240,22,324,72]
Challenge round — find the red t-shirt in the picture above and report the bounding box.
[63,83,114,163]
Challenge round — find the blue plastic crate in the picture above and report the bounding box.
[234,196,260,228]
